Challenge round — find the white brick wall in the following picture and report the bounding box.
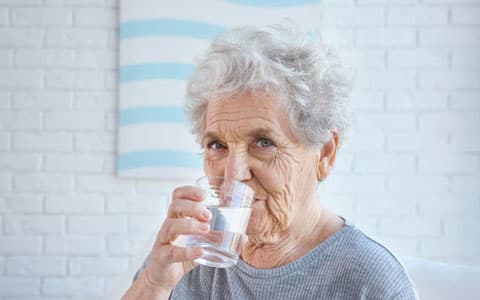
[4,215,65,234]
[11,7,72,26]
[44,236,105,255]
[0,278,40,297]
[13,91,73,110]
[68,216,128,234]
[0,28,44,47]
[14,132,73,151]
[0,0,479,298]
[323,0,480,269]
[387,6,448,25]
[42,277,104,297]
[6,256,66,275]
[69,257,129,276]
[2,195,43,213]
[0,236,41,255]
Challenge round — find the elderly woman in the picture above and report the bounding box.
[122,23,418,299]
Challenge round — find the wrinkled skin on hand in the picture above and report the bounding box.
[143,186,211,290]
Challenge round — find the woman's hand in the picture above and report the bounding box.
[143,185,211,291]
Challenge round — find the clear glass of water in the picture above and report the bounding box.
[184,176,255,268]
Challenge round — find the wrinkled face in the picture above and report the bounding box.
[201,90,320,244]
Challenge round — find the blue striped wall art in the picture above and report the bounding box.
[118,0,324,179]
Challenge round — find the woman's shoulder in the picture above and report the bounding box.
[336,223,408,273]
[321,222,418,298]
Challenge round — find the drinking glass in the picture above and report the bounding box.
[184,176,255,268]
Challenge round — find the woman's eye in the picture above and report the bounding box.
[207,142,226,150]
[256,138,274,148]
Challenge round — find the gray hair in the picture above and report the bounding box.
[184,23,352,147]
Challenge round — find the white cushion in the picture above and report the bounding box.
[403,257,480,300]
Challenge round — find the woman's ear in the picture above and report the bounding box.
[317,130,339,181]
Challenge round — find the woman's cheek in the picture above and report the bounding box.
[246,205,267,235]
[269,152,304,217]
[265,149,300,193]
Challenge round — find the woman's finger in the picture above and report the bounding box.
[157,218,210,245]
[172,186,205,203]
[153,244,203,265]
[167,199,212,221]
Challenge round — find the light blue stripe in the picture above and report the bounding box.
[120,19,225,39]
[120,63,193,83]
[225,0,321,7]
[119,106,185,126]
[118,150,203,170]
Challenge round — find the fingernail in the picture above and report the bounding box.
[199,223,210,232]
[201,210,211,219]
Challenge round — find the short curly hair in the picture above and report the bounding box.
[184,22,352,147]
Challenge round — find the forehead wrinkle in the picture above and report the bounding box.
[204,113,296,148]
[203,94,300,145]
[206,107,273,122]
[205,113,280,130]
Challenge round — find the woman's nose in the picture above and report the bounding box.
[224,151,252,182]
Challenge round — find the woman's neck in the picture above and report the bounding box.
[241,203,344,269]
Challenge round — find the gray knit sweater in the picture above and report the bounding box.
[169,222,418,299]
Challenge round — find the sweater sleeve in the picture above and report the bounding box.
[132,254,151,283]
